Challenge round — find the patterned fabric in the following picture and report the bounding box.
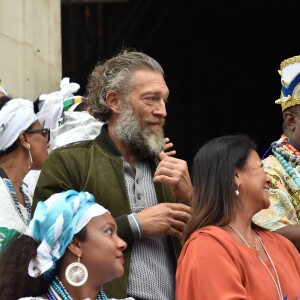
[253,155,300,230]
[0,176,32,253]
[0,227,19,254]
[124,159,176,300]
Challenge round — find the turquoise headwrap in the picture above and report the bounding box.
[26,190,108,279]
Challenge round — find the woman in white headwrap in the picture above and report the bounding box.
[0,98,49,252]
[0,190,133,300]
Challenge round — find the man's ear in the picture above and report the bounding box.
[106,91,121,114]
[67,236,83,257]
[283,111,297,130]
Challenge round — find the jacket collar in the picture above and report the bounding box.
[95,124,123,157]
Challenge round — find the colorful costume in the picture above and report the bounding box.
[254,55,300,230]
[176,226,300,299]
[253,136,300,230]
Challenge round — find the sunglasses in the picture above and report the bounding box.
[25,128,50,143]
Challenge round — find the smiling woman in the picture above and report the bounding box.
[0,98,49,253]
[0,190,134,300]
[176,134,300,299]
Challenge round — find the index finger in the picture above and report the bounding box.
[169,202,192,214]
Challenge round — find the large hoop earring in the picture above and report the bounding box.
[65,256,88,286]
[27,144,33,169]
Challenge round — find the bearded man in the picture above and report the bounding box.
[33,50,192,300]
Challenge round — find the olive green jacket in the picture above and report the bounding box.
[33,124,181,298]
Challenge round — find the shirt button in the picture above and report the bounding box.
[136,179,139,184]
[137,194,141,200]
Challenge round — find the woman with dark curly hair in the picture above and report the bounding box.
[0,190,132,300]
[176,134,300,299]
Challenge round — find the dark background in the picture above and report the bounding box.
[61,0,300,167]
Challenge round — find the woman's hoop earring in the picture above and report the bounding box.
[27,143,33,169]
[65,256,88,286]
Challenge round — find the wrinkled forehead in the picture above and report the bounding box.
[130,69,169,94]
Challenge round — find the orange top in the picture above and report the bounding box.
[176,226,300,300]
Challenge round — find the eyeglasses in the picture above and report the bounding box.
[25,128,50,143]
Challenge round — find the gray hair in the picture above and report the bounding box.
[86,50,164,122]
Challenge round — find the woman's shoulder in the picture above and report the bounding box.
[184,226,232,252]
[189,225,227,241]
[258,229,296,248]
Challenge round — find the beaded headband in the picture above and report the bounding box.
[275,55,300,111]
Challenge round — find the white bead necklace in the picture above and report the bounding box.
[228,224,283,300]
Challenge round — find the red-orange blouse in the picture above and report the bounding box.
[176,226,300,300]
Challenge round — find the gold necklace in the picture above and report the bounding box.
[228,224,283,300]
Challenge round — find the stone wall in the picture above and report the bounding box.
[0,0,61,100]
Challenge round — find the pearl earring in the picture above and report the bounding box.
[235,189,239,196]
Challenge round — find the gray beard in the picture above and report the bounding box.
[113,104,165,158]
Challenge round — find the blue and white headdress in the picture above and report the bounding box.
[26,190,108,279]
[275,55,300,111]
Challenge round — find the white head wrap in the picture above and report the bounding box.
[36,77,80,152]
[37,77,80,130]
[51,111,103,149]
[0,98,37,151]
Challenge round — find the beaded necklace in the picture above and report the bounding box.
[0,167,31,225]
[269,135,300,187]
[228,225,283,300]
[46,276,108,300]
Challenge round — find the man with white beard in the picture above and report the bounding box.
[33,50,192,300]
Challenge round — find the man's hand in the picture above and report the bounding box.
[163,137,176,157]
[137,203,192,238]
[154,152,193,202]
